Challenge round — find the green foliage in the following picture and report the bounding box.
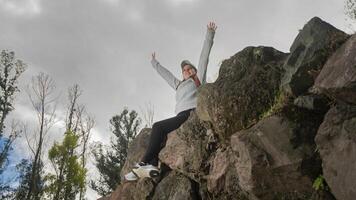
[45,130,86,200]
[13,159,45,200]
[0,50,26,198]
[13,159,32,199]
[0,50,26,171]
[90,107,141,196]
[259,90,290,120]
[312,175,326,191]
[0,50,26,135]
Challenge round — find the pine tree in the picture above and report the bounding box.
[90,107,141,196]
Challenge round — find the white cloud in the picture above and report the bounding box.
[89,126,110,144]
[0,0,41,16]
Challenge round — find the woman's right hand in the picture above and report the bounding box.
[151,52,156,60]
[207,21,217,32]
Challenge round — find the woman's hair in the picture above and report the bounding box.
[194,77,201,87]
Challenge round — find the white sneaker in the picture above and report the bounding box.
[132,162,160,178]
[124,171,138,181]
[134,162,142,168]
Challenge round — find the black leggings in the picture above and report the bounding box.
[141,108,194,166]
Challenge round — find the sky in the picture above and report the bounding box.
[0,0,354,199]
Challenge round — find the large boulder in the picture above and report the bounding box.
[159,111,209,182]
[230,111,324,199]
[314,34,356,104]
[197,46,287,142]
[315,105,356,200]
[281,17,349,97]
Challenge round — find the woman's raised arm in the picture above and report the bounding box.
[151,52,181,90]
[197,22,217,84]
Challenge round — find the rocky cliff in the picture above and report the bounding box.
[99,16,356,200]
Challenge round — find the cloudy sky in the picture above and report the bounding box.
[0,0,353,199]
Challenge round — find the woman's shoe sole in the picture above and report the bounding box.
[132,167,160,178]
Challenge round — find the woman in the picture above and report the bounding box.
[125,22,217,181]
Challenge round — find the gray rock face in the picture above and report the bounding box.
[159,111,209,182]
[281,17,349,96]
[315,105,356,200]
[197,46,287,143]
[230,115,318,199]
[314,34,356,104]
[152,171,199,200]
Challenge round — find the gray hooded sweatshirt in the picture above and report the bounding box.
[150,29,215,115]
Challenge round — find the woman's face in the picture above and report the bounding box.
[182,64,196,80]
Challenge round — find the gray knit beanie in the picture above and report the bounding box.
[181,60,197,72]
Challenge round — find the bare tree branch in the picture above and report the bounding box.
[25,72,58,200]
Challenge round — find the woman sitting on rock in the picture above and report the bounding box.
[125,21,217,181]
